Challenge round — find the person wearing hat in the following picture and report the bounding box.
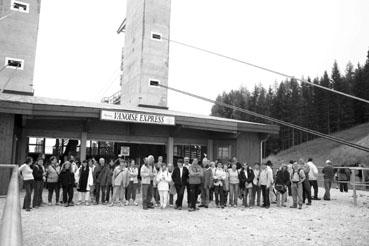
[322,160,335,200]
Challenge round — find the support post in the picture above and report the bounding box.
[80,131,87,161]
[207,139,213,160]
[167,137,174,165]
[352,173,357,206]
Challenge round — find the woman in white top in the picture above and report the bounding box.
[213,162,226,208]
[156,163,172,209]
[19,156,34,211]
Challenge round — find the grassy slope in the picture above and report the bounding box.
[266,122,369,167]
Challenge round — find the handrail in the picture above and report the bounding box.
[0,165,23,246]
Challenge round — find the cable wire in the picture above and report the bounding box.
[159,84,369,153]
[163,37,369,105]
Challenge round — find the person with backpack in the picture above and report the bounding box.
[19,156,34,212]
[259,162,273,209]
[337,165,351,192]
[250,163,261,207]
[290,162,305,209]
[322,160,335,200]
[275,163,290,207]
[46,156,60,205]
[59,161,75,207]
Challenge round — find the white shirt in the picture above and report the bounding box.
[307,161,318,180]
[179,167,183,178]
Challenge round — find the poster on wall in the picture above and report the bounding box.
[120,146,130,156]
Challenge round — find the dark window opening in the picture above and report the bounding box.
[149,80,159,86]
[152,33,161,40]
[7,59,22,68]
[13,2,28,11]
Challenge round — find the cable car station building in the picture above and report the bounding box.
[0,0,279,194]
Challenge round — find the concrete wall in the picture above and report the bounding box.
[0,0,41,95]
[0,113,15,195]
[121,0,170,108]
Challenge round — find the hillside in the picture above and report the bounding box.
[266,122,369,167]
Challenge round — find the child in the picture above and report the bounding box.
[59,162,75,207]
[110,159,129,206]
[156,163,172,209]
[127,159,139,205]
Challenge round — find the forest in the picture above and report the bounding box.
[211,50,369,156]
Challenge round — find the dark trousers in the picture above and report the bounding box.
[33,180,43,207]
[106,184,113,202]
[309,180,319,198]
[302,180,312,203]
[169,193,174,205]
[214,185,225,206]
[339,182,348,192]
[324,179,332,200]
[147,181,154,206]
[251,185,261,206]
[95,183,107,204]
[153,187,160,204]
[209,186,214,201]
[127,181,137,200]
[287,183,292,196]
[175,184,185,207]
[62,185,74,203]
[261,185,270,207]
[47,182,60,203]
[23,180,34,209]
[189,183,201,209]
[186,185,190,206]
[141,184,149,208]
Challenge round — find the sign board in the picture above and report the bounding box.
[120,146,130,156]
[100,110,175,126]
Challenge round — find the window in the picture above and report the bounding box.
[151,32,162,41]
[5,57,24,70]
[28,137,44,153]
[10,0,29,13]
[149,80,160,87]
[217,146,231,160]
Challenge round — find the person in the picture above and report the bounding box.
[199,158,212,208]
[266,161,276,204]
[46,156,60,205]
[127,159,139,205]
[75,160,94,205]
[183,156,191,207]
[275,163,290,207]
[93,158,102,205]
[147,155,158,208]
[167,163,176,207]
[172,159,189,210]
[88,159,95,202]
[223,163,230,207]
[209,161,216,202]
[337,165,351,192]
[110,159,129,206]
[188,158,203,212]
[19,156,34,211]
[250,163,261,207]
[59,162,75,207]
[287,160,294,196]
[302,160,312,205]
[259,162,273,209]
[153,156,164,206]
[105,159,115,204]
[239,162,254,207]
[213,162,226,208]
[141,156,154,210]
[322,160,335,200]
[290,162,305,209]
[306,158,320,200]
[32,157,44,209]
[156,163,172,209]
[231,157,242,170]
[97,158,112,204]
[228,162,240,207]
[69,155,78,174]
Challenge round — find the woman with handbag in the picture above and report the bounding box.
[275,163,290,207]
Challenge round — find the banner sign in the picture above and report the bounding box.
[100,110,175,126]
[120,146,130,156]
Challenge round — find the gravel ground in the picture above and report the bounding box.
[1,189,369,246]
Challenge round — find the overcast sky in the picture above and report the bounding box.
[33,0,369,115]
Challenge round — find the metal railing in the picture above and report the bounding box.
[0,164,23,246]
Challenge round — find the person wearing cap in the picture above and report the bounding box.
[322,160,335,200]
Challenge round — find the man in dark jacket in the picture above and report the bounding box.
[322,160,335,200]
[199,159,213,208]
[239,163,255,207]
[275,164,290,207]
[172,159,189,210]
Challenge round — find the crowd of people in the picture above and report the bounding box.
[18,154,347,212]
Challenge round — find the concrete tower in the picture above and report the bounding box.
[121,0,171,109]
[0,0,41,95]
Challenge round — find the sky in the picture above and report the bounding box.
[33,0,369,115]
